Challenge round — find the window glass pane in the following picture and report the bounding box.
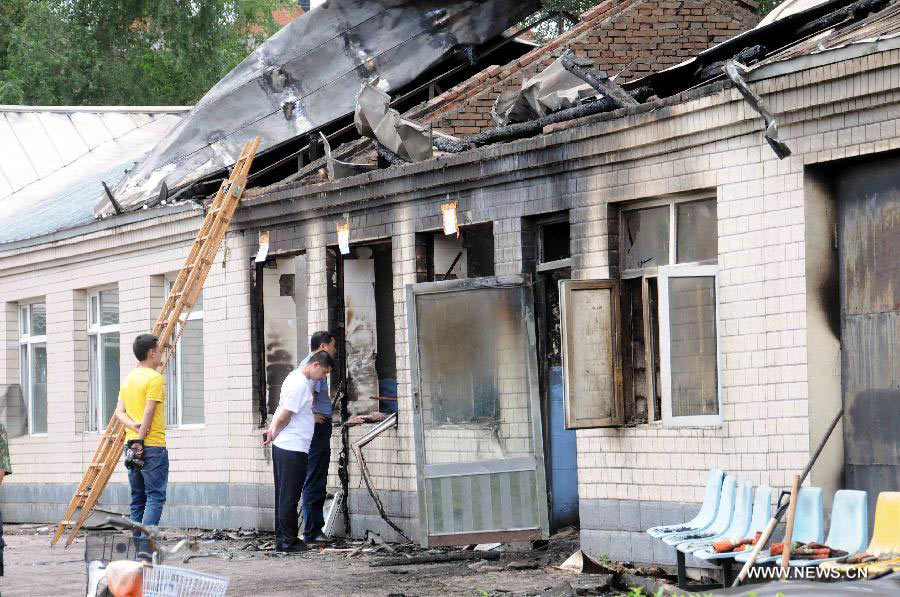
[677,199,717,263]
[20,345,29,401]
[102,333,121,423]
[668,276,718,417]
[622,206,669,270]
[88,335,99,431]
[165,353,178,426]
[100,289,119,325]
[90,295,99,327]
[31,344,48,434]
[30,303,46,336]
[20,306,28,336]
[568,286,616,422]
[416,287,533,464]
[191,289,203,312]
[180,319,204,425]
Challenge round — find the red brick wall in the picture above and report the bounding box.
[413,0,761,137]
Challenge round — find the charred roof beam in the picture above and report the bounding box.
[723,61,792,160]
[559,50,639,109]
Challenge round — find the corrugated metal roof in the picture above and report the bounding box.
[0,107,188,244]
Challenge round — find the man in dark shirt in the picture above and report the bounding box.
[299,331,338,544]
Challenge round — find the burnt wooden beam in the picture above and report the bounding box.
[560,50,639,109]
[101,181,124,215]
[723,61,792,159]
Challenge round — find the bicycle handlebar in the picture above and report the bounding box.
[103,516,198,561]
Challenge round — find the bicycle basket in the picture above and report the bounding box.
[142,564,229,597]
[84,532,139,563]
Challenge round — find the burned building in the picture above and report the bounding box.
[1,0,897,572]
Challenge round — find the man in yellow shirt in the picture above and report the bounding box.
[115,334,168,528]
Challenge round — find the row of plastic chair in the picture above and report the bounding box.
[647,468,900,572]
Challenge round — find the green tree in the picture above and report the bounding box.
[0,0,290,106]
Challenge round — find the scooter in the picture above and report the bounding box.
[85,516,228,597]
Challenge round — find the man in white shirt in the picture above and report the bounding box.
[263,350,335,552]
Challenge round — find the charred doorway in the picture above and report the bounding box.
[329,241,397,416]
[525,213,576,532]
[836,156,900,521]
[257,254,309,418]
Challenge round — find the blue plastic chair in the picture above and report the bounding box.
[664,475,737,546]
[678,480,753,554]
[647,469,725,538]
[790,489,869,566]
[736,486,825,565]
[694,486,773,561]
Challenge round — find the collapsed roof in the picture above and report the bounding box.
[284,0,898,180]
[101,0,540,216]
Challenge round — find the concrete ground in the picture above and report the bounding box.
[0,524,670,596]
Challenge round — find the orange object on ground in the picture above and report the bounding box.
[104,560,144,597]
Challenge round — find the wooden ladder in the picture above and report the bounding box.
[51,137,260,547]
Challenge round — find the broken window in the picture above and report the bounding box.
[560,196,720,428]
[343,242,396,416]
[262,258,300,415]
[87,287,120,432]
[18,301,47,435]
[418,224,495,282]
[538,219,570,265]
[164,278,204,426]
[622,205,669,270]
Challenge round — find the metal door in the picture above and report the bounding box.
[837,157,900,522]
[407,275,549,546]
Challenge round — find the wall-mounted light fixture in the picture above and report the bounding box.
[441,200,458,236]
[337,213,351,255]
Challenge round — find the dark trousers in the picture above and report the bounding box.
[302,420,332,541]
[273,444,308,549]
[127,446,169,528]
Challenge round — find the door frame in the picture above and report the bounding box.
[406,274,550,546]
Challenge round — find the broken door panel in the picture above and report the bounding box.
[344,254,380,415]
[408,275,549,546]
[559,279,624,428]
[837,156,900,522]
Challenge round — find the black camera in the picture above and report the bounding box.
[125,440,145,471]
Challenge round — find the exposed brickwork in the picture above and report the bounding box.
[410,0,760,137]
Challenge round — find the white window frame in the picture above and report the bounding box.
[164,278,204,428]
[87,287,120,432]
[18,301,48,436]
[618,194,721,427]
[658,264,723,427]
